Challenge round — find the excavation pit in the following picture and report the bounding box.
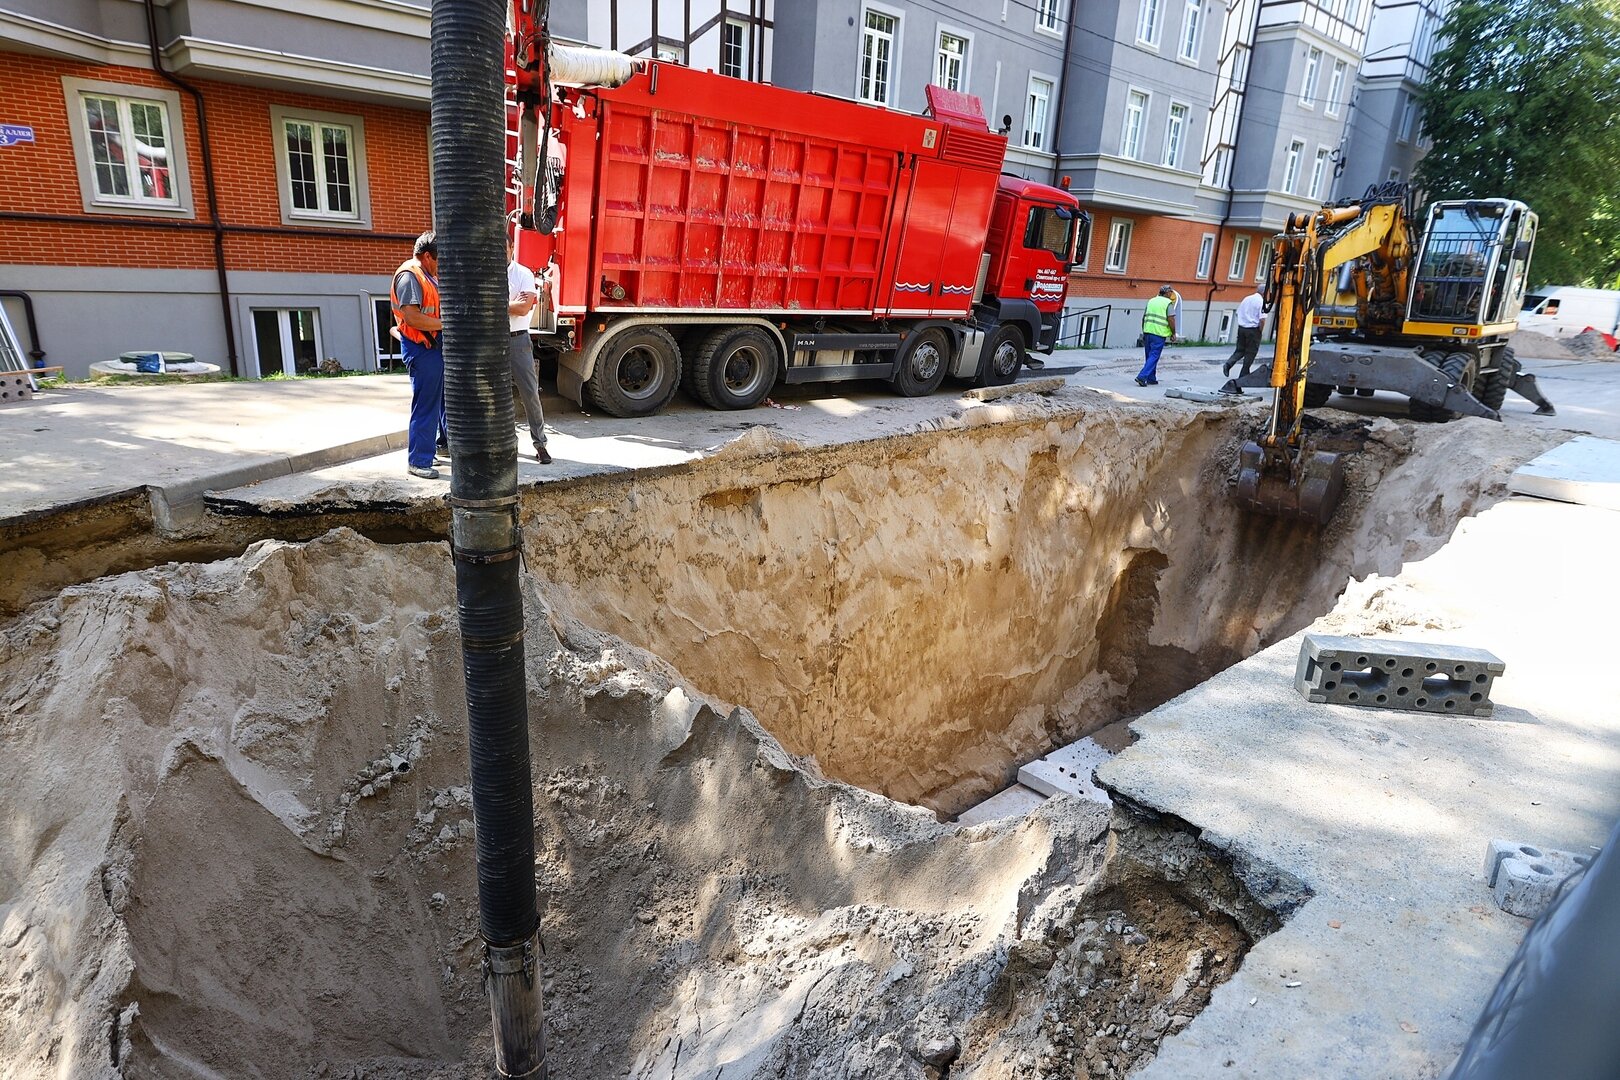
[0,394,1560,1078]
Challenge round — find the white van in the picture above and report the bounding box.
[1517,286,1620,337]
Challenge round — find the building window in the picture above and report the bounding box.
[251,308,322,378]
[1228,235,1250,279]
[1179,0,1201,61]
[1218,310,1234,341]
[1325,59,1346,117]
[721,19,749,79]
[1077,313,1101,345]
[1309,146,1330,199]
[271,106,371,227]
[1257,238,1276,282]
[1105,219,1133,273]
[63,79,193,217]
[1122,90,1149,159]
[655,41,687,63]
[374,298,402,369]
[859,9,899,106]
[1399,97,1418,143]
[1036,0,1061,33]
[1229,45,1250,91]
[1300,47,1322,107]
[1208,145,1233,187]
[1025,77,1053,150]
[1137,0,1162,45]
[935,31,968,91]
[1196,233,1216,278]
[1163,102,1189,167]
[1389,167,1402,182]
[1283,138,1305,192]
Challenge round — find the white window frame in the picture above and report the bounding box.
[373,297,402,369]
[1207,144,1233,188]
[1104,218,1134,274]
[250,307,324,378]
[1325,59,1346,117]
[1398,96,1417,143]
[1024,74,1055,151]
[1178,0,1202,62]
[1078,313,1101,345]
[934,26,971,92]
[1389,167,1402,182]
[1282,138,1305,193]
[1137,0,1163,47]
[1228,234,1250,280]
[1256,237,1276,283]
[1229,44,1250,91]
[1299,47,1322,108]
[269,105,372,229]
[858,5,902,107]
[1035,0,1063,37]
[62,77,194,218]
[720,19,749,79]
[1163,101,1190,168]
[1196,232,1216,279]
[1218,310,1234,342]
[1309,146,1330,200]
[1121,87,1150,160]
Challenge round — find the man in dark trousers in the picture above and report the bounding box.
[391,231,446,480]
[1223,286,1266,378]
[506,235,551,464]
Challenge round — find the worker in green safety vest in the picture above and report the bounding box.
[1135,285,1179,387]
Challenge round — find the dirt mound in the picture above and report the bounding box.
[1508,328,1618,361]
[1,530,1279,1079]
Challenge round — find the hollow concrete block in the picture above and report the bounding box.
[1016,738,1112,803]
[1482,838,1594,918]
[1296,634,1505,716]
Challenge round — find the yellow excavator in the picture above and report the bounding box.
[1226,182,1554,524]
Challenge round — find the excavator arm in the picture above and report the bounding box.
[1235,197,1411,525]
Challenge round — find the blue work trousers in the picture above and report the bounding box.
[402,336,446,469]
[1137,333,1167,383]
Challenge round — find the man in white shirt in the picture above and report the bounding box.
[1223,287,1267,378]
[507,236,551,464]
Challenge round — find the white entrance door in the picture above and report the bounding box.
[251,308,322,377]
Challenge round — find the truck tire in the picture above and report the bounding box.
[687,325,779,410]
[1409,350,1478,422]
[1475,346,1514,411]
[978,324,1026,387]
[890,327,952,397]
[585,326,682,417]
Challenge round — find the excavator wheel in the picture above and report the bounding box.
[1475,346,1514,412]
[1409,350,1478,422]
[1236,440,1347,526]
[1303,383,1333,408]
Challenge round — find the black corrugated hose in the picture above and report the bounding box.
[429,0,547,1075]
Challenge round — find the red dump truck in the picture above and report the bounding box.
[514,59,1085,417]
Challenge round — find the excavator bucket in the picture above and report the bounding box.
[1235,440,1347,526]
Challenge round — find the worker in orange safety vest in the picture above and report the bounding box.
[392,230,447,479]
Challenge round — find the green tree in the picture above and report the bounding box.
[1416,0,1620,285]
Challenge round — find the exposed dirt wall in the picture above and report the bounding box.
[519,396,1561,815]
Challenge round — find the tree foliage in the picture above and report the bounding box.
[1416,0,1620,285]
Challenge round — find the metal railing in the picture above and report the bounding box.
[1058,303,1112,348]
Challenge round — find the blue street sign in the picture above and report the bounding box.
[0,124,36,147]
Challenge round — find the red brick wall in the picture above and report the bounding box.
[0,53,430,274]
[1069,207,1271,304]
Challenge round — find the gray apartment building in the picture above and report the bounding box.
[1335,0,1445,199]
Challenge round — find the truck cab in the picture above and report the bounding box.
[982,175,1086,352]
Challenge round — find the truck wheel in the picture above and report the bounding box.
[890,328,952,397]
[977,324,1026,387]
[1303,383,1333,408]
[688,325,779,410]
[1475,346,1514,411]
[1409,350,1477,422]
[584,326,682,417]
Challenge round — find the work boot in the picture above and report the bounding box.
[536,444,552,465]
[1222,359,1234,377]
[1135,377,1148,387]
[407,465,440,479]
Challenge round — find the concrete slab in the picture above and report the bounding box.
[1017,737,1113,804]
[0,377,414,527]
[1095,495,1620,1079]
[1508,435,1620,510]
[951,783,1048,826]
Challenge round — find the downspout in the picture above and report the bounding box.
[0,291,46,365]
[431,0,546,1075]
[142,0,240,375]
[1200,0,1265,341]
[1048,0,1079,185]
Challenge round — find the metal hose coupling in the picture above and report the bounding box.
[484,932,548,1078]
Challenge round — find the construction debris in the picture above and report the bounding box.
[1483,839,1594,918]
[1295,633,1504,715]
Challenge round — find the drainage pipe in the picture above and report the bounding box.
[142,0,240,376]
[432,0,546,1075]
[0,291,46,365]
